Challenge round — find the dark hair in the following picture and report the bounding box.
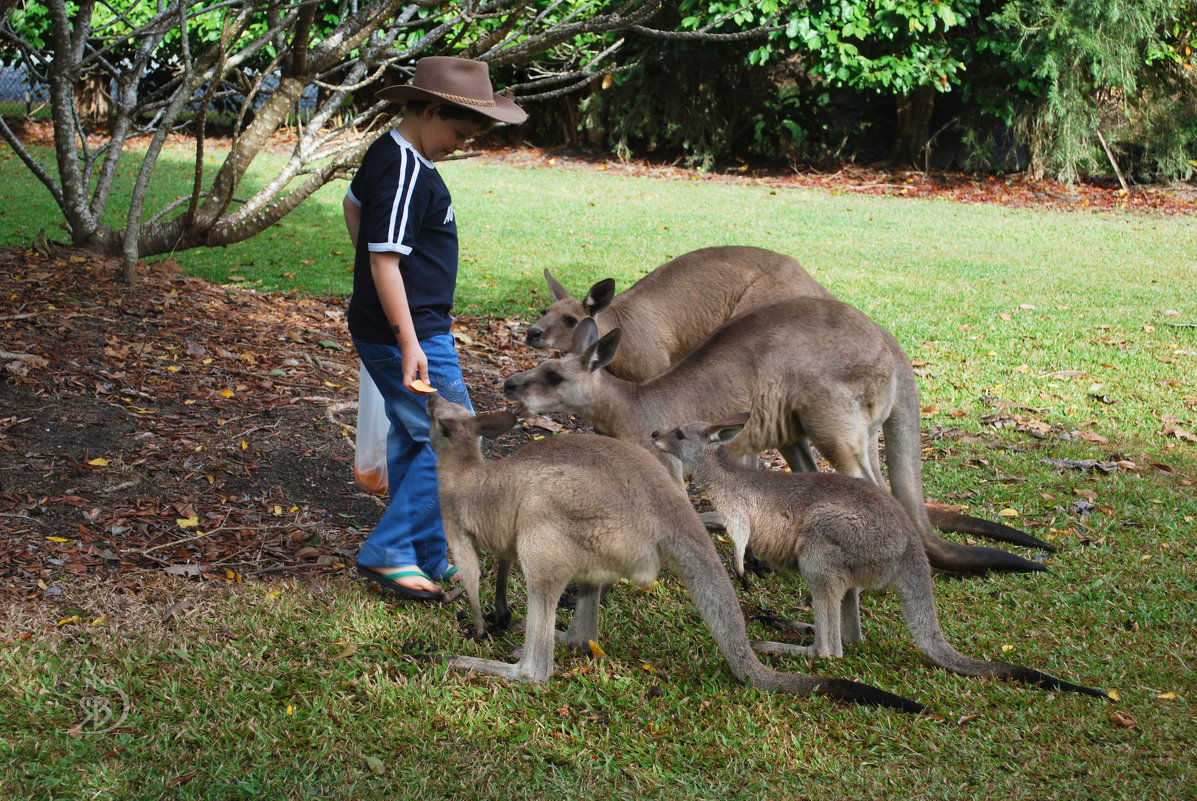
[403,100,495,130]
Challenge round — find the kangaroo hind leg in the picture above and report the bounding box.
[808,419,875,483]
[449,574,568,683]
[840,587,863,645]
[559,583,603,652]
[779,439,819,473]
[806,567,850,658]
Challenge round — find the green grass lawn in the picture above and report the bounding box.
[1,141,1195,799]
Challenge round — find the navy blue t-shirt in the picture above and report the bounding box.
[346,130,458,343]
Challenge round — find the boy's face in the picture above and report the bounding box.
[413,104,488,162]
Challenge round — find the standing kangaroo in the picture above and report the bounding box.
[503,301,1048,575]
[526,249,1045,552]
[526,246,834,383]
[651,417,1107,698]
[425,394,923,712]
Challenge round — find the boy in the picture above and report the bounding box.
[344,57,526,601]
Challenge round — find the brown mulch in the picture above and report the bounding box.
[477,146,1197,215]
[0,248,576,604]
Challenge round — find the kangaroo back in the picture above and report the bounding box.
[530,246,831,382]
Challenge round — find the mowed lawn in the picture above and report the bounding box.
[1,141,1195,800]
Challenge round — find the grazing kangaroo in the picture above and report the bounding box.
[425,394,923,712]
[503,301,1048,575]
[526,246,834,383]
[651,417,1107,698]
[527,251,1046,552]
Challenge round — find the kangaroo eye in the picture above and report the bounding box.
[545,371,564,386]
[563,316,578,328]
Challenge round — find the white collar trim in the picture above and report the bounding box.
[389,129,434,168]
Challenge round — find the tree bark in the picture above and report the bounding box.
[890,86,936,167]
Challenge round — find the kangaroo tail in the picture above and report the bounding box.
[894,552,1104,698]
[925,507,1057,552]
[921,535,1048,574]
[882,343,1047,575]
[802,677,926,713]
[661,522,924,713]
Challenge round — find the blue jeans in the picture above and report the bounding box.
[353,334,472,580]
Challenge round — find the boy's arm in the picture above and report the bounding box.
[343,195,361,248]
[346,193,427,391]
[371,251,428,390]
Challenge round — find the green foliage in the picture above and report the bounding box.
[995,0,1197,181]
[788,0,981,96]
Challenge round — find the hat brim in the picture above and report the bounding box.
[377,85,527,125]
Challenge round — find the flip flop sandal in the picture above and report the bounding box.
[355,564,445,603]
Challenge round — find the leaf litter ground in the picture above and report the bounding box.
[0,249,561,608]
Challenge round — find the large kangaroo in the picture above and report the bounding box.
[503,301,1047,574]
[426,394,923,712]
[526,246,834,383]
[651,417,1107,698]
[526,248,1045,551]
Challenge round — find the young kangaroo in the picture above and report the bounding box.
[503,303,1049,575]
[526,246,833,383]
[425,394,923,712]
[651,417,1107,698]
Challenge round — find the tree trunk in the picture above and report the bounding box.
[890,87,936,166]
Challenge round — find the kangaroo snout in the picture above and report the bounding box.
[526,326,544,346]
[502,377,520,398]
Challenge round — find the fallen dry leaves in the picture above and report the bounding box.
[0,248,551,603]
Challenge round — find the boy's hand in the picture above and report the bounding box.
[402,345,429,393]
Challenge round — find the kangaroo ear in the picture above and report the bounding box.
[544,269,571,301]
[582,278,616,316]
[475,411,518,439]
[709,413,750,443]
[585,327,621,373]
[572,316,599,352]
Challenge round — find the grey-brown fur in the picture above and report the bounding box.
[651,417,1106,698]
[527,246,833,383]
[504,299,1045,574]
[426,394,922,712]
[528,248,1049,553]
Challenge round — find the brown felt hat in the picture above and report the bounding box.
[378,56,527,125]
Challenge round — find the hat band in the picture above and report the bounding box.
[434,90,496,108]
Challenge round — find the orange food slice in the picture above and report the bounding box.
[410,378,436,394]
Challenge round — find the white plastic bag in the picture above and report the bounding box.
[354,361,390,495]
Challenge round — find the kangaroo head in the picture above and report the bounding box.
[504,318,622,415]
[651,414,751,465]
[427,394,519,456]
[526,270,616,351]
